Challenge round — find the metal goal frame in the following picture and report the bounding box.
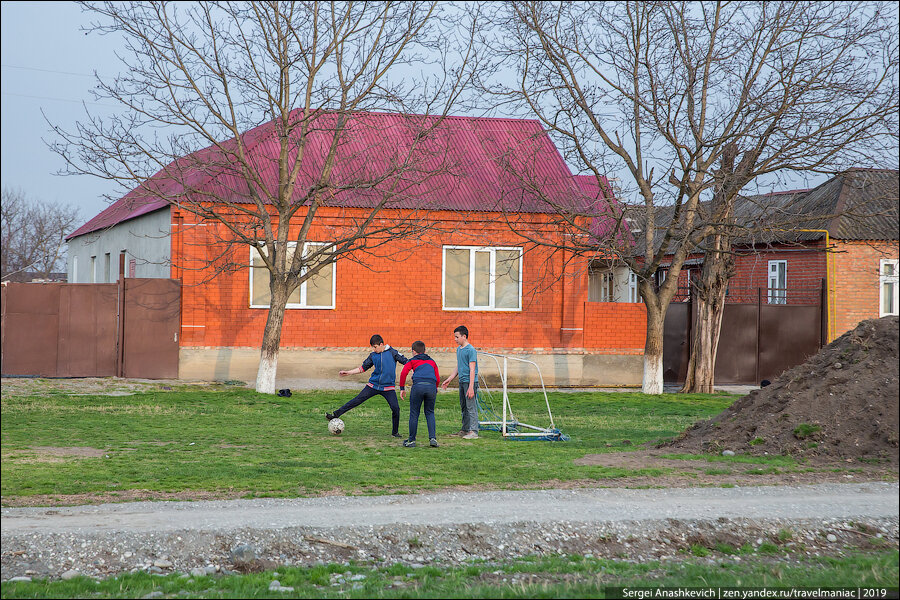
[477,351,561,439]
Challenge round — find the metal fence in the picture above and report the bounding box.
[1,279,181,379]
[663,284,825,385]
[669,285,821,305]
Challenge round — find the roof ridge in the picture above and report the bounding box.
[842,167,899,173]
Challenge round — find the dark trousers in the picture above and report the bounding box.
[408,382,437,441]
[334,385,400,435]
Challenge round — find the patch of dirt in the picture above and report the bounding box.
[663,316,899,463]
[571,449,897,487]
[31,446,106,457]
[1,489,254,507]
[0,377,229,397]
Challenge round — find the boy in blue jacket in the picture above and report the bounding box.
[326,334,408,437]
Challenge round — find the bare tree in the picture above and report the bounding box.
[48,1,477,393]
[1,188,80,282]
[481,1,898,393]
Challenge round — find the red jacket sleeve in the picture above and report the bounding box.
[399,361,414,389]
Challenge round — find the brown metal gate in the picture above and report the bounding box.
[663,285,824,385]
[1,279,181,379]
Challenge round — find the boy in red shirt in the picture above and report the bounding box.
[398,340,440,448]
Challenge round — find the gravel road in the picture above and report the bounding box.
[2,482,898,581]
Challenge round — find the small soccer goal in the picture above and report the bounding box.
[476,351,569,441]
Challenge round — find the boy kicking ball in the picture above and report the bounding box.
[326,334,408,438]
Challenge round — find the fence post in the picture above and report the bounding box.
[755,287,761,384]
[820,278,827,348]
[116,253,126,377]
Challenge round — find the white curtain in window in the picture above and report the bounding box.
[251,243,332,308]
[444,247,521,309]
[881,259,898,316]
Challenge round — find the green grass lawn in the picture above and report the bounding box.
[2,551,897,599]
[0,385,739,499]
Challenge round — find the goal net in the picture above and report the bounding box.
[475,351,569,441]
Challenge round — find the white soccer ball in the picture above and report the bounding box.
[328,418,345,436]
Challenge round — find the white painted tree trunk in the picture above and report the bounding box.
[642,297,666,395]
[256,352,278,395]
[642,351,663,394]
[255,279,289,394]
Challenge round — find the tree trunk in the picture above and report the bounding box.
[255,279,291,394]
[682,235,733,393]
[642,300,665,394]
[681,288,727,393]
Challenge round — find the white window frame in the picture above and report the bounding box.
[71,256,78,283]
[767,260,787,305]
[600,271,615,302]
[588,262,615,302]
[628,271,641,303]
[442,245,523,311]
[249,242,336,310]
[880,258,899,317]
[90,256,96,283]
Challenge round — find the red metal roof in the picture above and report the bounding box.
[69,112,604,239]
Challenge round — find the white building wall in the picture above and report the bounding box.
[67,208,172,282]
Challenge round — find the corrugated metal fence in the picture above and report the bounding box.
[663,284,825,385]
[1,279,180,379]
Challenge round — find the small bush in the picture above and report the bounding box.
[749,437,765,446]
[690,544,710,557]
[715,543,737,555]
[793,423,822,440]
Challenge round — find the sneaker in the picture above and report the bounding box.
[462,431,479,439]
[403,439,416,448]
[391,433,402,438]
[429,438,439,448]
[325,412,336,421]
[453,430,467,437]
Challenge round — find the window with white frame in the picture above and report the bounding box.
[250,242,335,309]
[443,246,522,310]
[767,260,787,304]
[880,259,898,317]
[588,261,615,302]
[628,271,641,302]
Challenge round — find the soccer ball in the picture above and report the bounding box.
[328,418,345,436]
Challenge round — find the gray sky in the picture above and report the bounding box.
[1,1,125,220]
[2,1,845,232]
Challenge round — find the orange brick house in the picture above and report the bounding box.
[625,169,899,341]
[67,114,648,386]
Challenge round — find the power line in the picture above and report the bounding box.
[1,91,116,108]
[1,63,96,78]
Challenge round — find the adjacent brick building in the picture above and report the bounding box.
[615,169,898,342]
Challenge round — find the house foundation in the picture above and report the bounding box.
[178,348,643,388]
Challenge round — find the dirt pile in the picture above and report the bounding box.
[665,316,899,463]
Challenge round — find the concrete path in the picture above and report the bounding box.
[3,482,896,535]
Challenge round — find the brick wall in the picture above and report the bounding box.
[730,243,826,303]
[171,207,643,355]
[583,302,646,354]
[831,239,899,336]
